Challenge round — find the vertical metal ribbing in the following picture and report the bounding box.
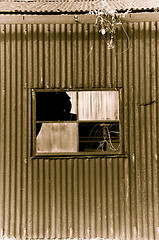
[94,25,100,88]
[152,22,159,239]
[22,23,27,238]
[50,159,56,238]
[83,24,88,89]
[88,24,94,88]
[33,24,38,88]
[4,23,11,238]
[66,24,72,88]
[44,24,50,89]
[100,29,106,88]
[145,22,153,239]
[61,159,67,237]
[128,22,137,240]
[73,158,79,237]
[38,24,44,88]
[133,22,142,239]
[1,20,159,240]
[0,24,4,236]
[95,158,101,237]
[122,22,131,239]
[139,22,148,239]
[61,24,66,88]
[84,158,90,238]
[150,21,159,239]
[0,24,5,237]
[77,24,83,88]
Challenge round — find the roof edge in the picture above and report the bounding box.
[0,12,158,24]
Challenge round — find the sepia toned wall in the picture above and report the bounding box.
[0,21,159,239]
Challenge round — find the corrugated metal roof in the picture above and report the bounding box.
[0,0,158,14]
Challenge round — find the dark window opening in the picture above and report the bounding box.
[79,122,120,152]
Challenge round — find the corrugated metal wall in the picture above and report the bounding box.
[0,21,159,239]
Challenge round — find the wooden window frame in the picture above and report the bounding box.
[32,88,123,157]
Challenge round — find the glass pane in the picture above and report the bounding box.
[79,122,120,152]
[78,91,119,120]
[36,92,77,121]
[67,91,77,114]
[36,123,78,153]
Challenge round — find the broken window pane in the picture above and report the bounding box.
[36,91,77,136]
[36,123,78,153]
[79,122,120,152]
[36,92,77,121]
[78,91,119,121]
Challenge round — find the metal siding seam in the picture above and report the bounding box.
[78,158,85,237]
[100,29,106,88]
[151,21,159,239]
[27,157,33,238]
[61,24,66,89]
[45,159,50,238]
[105,36,111,88]
[122,22,131,239]
[0,24,5,237]
[111,34,117,88]
[22,24,27,236]
[33,158,38,238]
[56,160,62,238]
[106,158,114,239]
[88,24,94,88]
[27,24,33,89]
[89,159,96,237]
[122,23,129,156]
[44,24,50,89]
[145,21,154,239]
[139,21,149,239]
[83,24,89,88]
[50,160,56,238]
[61,159,67,238]
[16,23,23,238]
[73,158,79,237]
[33,24,38,88]
[66,24,72,88]
[38,159,44,238]
[116,28,122,88]
[67,159,73,238]
[113,158,120,238]
[152,22,159,240]
[77,24,83,88]
[72,24,77,89]
[5,23,11,238]
[128,22,137,239]
[118,158,125,239]
[95,158,101,237]
[39,24,44,88]
[134,22,143,239]
[150,21,159,239]
[100,158,106,237]
[55,24,61,89]
[0,24,5,235]
[94,25,100,88]
[49,24,55,88]
[84,158,90,238]
[27,88,33,237]
[124,157,131,239]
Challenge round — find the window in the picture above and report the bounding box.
[32,90,121,155]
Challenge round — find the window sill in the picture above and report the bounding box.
[32,151,126,159]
